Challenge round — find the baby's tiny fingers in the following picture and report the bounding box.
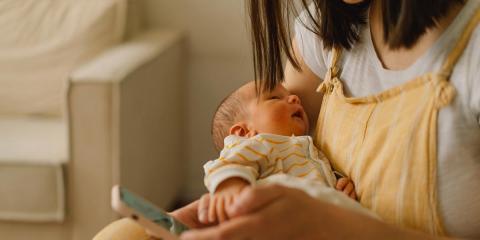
[198,194,210,224]
[343,182,354,195]
[349,190,357,200]
[226,194,234,209]
[216,196,227,223]
[208,196,217,223]
[336,177,349,190]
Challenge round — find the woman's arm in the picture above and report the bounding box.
[178,184,451,240]
[283,39,324,132]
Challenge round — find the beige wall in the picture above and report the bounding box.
[140,0,253,199]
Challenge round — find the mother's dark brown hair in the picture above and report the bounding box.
[248,0,464,93]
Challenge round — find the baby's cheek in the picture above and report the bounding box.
[260,112,283,126]
[269,117,291,131]
[270,109,291,123]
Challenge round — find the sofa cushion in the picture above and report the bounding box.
[0,117,67,222]
[0,0,126,116]
[0,117,68,163]
[0,162,64,222]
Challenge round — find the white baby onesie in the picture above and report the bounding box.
[204,133,337,193]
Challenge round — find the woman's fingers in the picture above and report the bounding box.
[169,199,203,228]
[227,184,285,217]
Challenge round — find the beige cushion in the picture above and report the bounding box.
[0,0,126,116]
[0,117,68,163]
[0,162,64,222]
[0,117,67,222]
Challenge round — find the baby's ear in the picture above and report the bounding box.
[230,122,255,137]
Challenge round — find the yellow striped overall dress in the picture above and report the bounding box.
[314,9,480,235]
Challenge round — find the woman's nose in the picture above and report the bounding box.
[288,94,301,104]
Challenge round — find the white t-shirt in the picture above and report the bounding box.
[294,1,480,238]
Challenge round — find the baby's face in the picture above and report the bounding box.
[241,82,309,136]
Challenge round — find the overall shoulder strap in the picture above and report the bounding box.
[440,7,480,79]
[316,47,342,93]
[329,47,342,79]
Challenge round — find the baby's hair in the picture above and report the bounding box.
[211,85,249,152]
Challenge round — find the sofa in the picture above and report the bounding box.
[0,1,186,239]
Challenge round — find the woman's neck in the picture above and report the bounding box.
[369,0,464,70]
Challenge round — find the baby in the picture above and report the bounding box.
[199,81,357,224]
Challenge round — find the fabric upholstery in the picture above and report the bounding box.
[66,29,185,240]
[0,0,126,116]
[0,117,67,222]
[0,117,68,164]
[0,29,185,240]
[0,1,185,239]
[0,162,64,222]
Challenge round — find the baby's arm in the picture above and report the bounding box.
[198,177,249,224]
[201,136,271,224]
[336,177,357,200]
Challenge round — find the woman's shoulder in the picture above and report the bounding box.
[450,3,480,124]
[294,5,331,78]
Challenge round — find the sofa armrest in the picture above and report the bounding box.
[71,29,182,83]
[67,29,185,240]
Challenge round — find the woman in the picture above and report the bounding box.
[95,0,479,239]
[176,0,480,239]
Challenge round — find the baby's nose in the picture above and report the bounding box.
[288,94,301,104]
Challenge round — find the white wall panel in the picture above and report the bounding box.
[141,0,253,199]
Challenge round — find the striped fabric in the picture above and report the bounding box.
[204,134,336,193]
[314,8,480,236]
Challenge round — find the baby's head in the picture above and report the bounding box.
[212,81,308,151]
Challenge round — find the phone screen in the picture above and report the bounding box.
[119,187,189,235]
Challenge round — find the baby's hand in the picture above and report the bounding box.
[336,177,357,200]
[198,177,249,224]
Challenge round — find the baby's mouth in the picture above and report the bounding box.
[292,110,304,120]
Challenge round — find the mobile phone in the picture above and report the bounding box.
[111,185,189,239]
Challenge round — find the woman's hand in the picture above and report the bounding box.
[179,184,379,240]
[169,198,213,229]
[179,184,433,240]
[181,184,311,239]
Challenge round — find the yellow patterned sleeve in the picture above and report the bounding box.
[203,135,272,193]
